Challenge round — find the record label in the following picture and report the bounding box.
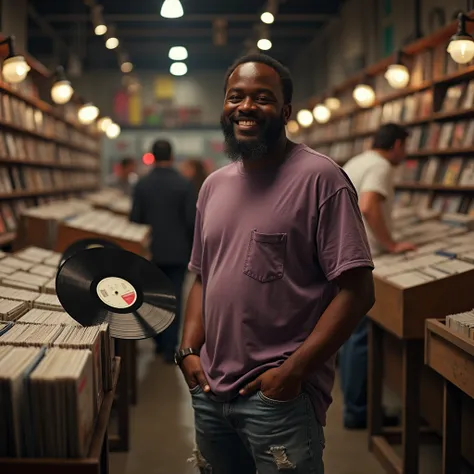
[96,277,137,309]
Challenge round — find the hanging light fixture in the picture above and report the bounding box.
[92,5,107,36]
[98,116,112,132]
[385,50,410,89]
[160,0,184,19]
[105,25,119,50]
[312,104,331,124]
[50,66,74,104]
[447,12,474,64]
[121,61,133,73]
[325,97,341,111]
[170,62,188,76]
[257,24,272,51]
[287,120,299,134]
[353,84,376,108]
[296,109,314,128]
[169,46,188,61]
[78,103,99,124]
[0,36,31,84]
[106,122,121,139]
[261,0,278,24]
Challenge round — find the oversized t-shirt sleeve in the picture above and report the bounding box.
[188,208,203,274]
[360,162,392,198]
[316,187,374,281]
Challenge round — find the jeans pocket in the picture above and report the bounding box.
[189,385,203,395]
[243,230,287,283]
[257,390,305,406]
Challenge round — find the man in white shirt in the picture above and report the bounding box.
[339,123,415,429]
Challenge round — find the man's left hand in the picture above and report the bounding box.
[239,366,302,401]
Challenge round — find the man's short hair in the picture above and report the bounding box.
[223,53,293,104]
[373,123,409,150]
[152,140,172,162]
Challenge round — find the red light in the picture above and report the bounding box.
[142,153,155,165]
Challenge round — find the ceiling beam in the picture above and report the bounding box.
[40,13,335,23]
[29,27,318,38]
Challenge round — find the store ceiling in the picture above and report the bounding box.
[27,0,343,72]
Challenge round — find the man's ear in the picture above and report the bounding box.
[283,104,292,124]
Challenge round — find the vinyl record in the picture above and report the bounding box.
[59,238,121,269]
[55,247,176,340]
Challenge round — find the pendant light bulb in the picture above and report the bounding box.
[287,120,299,135]
[2,56,30,84]
[160,0,184,19]
[447,38,474,64]
[325,97,341,111]
[312,104,331,124]
[353,84,376,108]
[296,109,314,128]
[106,122,121,139]
[51,80,74,104]
[78,103,99,124]
[385,64,410,89]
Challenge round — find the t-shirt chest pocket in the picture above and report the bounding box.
[243,230,287,283]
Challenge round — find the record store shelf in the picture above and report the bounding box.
[0,357,121,474]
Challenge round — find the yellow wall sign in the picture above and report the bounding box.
[154,76,174,100]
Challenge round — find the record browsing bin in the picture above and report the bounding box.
[0,357,120,474]
[425,318,474,473]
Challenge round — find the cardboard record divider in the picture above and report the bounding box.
[55,247,177,339]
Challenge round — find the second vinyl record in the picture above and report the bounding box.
[56,247,177,339]
[59,238,121,269]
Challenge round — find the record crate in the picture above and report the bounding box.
[0,357,121,474]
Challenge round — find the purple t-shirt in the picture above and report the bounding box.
[189,144,374,425]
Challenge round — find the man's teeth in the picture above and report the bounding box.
[239,120,257,125]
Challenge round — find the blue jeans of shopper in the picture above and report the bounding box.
[190,385,325,474]
[339,315,368,426]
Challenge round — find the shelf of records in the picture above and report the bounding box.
[372,215,474,290]
[0,131,99,170]
[0,195,100,248]
[0,335,117,460]
[16,198,149,255]
[0,80,100,156]
[85,188,132,216]
[424,312,474,473]
[0,166,99,197]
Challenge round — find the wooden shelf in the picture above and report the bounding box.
[0,186,99,200]
[0,157,99,172]
[0,357,121,474]
[0,232,15,246]
[0,118,99,156]
[0,79,100,136]
[408,147,474,157]
[395,183,474,192]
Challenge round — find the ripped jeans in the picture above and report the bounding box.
[190,386,325,474]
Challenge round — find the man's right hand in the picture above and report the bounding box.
[180,354,211,392]
[389,241,417,254]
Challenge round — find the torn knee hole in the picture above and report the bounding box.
[187,448,212,473]
[266,446,296,470]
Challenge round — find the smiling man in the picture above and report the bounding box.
[176,54,376,474]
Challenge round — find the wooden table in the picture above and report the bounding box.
[425,319,474,474]
[0,357,121,474]
[368,270,474,474]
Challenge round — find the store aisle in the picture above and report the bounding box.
[109,339,385,474]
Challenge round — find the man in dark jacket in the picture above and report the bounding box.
[130,139,197,362]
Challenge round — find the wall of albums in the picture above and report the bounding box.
[294,12,474,218]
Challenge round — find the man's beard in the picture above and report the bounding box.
[220,112,285,162]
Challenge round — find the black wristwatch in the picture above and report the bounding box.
[174,348,200,366]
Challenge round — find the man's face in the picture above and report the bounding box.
[391,139,407,165]
[220,62,291,162]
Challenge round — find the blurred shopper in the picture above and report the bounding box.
[177,53,375,473]
[340,123,415,429]
[180,159,209,195]
[130,140,197,363]
[107,157,138,196]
